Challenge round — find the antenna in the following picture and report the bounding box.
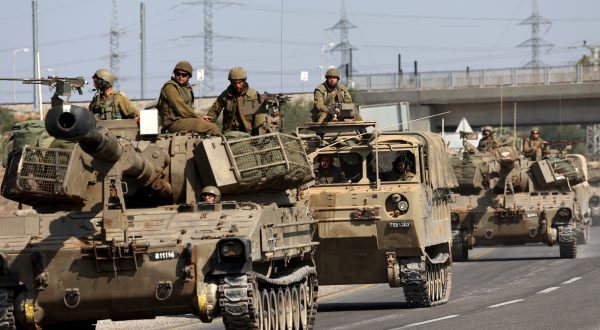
[517,0,553,68]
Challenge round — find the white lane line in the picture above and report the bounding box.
[488,299,524,308]
[561,276,581,284]
[395,315,459,329]
[536,287,559,294]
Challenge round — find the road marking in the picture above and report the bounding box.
[488,299,524,308]
[561,277,581,284]
[395,315,459,329]
[536,287,559,294]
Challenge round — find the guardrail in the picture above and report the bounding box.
[350,65,600,91]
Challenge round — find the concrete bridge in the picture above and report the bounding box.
[351,65,600,131]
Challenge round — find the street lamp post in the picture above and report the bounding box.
[319,42,335,82]
[12,47,30,103]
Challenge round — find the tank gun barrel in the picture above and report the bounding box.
[45,105,122,161]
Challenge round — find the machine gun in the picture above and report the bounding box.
[261,92,291,132]
[326,102,356,121]
[0,76,87,106]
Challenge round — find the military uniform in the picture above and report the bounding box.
[158,78,221,134]
[311,82,354,123]
[523,137,544,160]
[315,165,346,184]
[477,136,497,152]
[386,170,416,181]
[89,90,139,120]
[206,83,264,135]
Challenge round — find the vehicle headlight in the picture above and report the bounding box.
[219,240,244,257]
[397,201,409,212]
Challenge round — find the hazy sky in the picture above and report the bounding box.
[2,0,600,105]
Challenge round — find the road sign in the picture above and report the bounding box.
[197,69,205,81]
[300,71,309,81]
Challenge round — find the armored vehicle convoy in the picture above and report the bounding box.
[298,120,457,306]
[450,138,589,261]
[0,100,318,329]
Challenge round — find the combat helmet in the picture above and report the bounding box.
[482,126,493,132]
[93,69,115,87]
[201,185,221,202]
[228,66,247,80]
[174,61,193,76]
[325,68,340,79]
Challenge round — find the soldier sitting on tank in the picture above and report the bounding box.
[523,127,546,161]
[311,68,362,124]
[200,186,221,203]
[493,146,523,193]
[157,61,221,135]
[203,67,265,135]
[315,154,347,184]
[386,155,416,181]
[477,126,497,152]
[89,69,139,120]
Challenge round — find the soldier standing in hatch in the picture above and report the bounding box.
[203,67,264,135]
[311,68,354,124]
[477,126,497,152]
[523,127,545,161]
[89,69,139,120]
[157,61,221,134]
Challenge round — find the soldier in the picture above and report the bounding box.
[311,68,354,123]
[315,154,346,184]
[523,127,545,161]
[494,146,523,193]
[204,67,264,135]
[89,69,139,120]
[477,126,497,152]
[157,61,221,135]
[201,186,221,203]
[387,155,416,181]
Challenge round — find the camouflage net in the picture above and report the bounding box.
[226,133,313,191]
[16,146,71,196]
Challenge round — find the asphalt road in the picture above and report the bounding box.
[98,226,600,330]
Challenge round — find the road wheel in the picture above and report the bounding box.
[559,226,577,259]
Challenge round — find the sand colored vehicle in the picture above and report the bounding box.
[298,119,457,306]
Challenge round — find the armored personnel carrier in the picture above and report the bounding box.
[298,118,457,307]
[450,138,589,261]
[0,91,318,329]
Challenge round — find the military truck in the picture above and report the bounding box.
[0,98,318,329]
[450,139,588,261]
[298,120,457,306]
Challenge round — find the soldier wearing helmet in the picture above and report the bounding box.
[523,127,546,160]
[89,68,139,120]
[201,186,221,203]
[204,66,264,135]
[311,67,354,123]
[157,61,221,134]
[477,126,497,152]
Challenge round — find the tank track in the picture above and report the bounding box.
[401,253,452,307]
[0,288,15,330]
[219,266,318,330]
[558,225,577,259]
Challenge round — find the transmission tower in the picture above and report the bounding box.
[518,0,553,68]
[110,0,120,86]
[329,0,357,81]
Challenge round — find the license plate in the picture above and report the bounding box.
[150,251,179,261]
[388,221,411,229]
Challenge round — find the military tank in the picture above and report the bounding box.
[450,139,588,261]
[0,103,318,329]
[297,117,457,307]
